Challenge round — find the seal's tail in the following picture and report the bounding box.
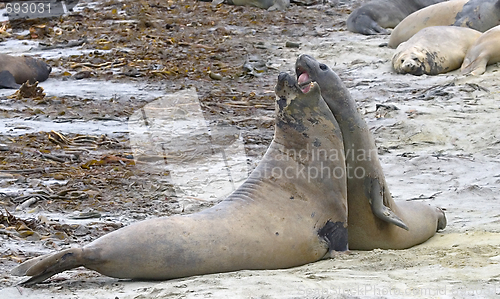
[11,248,83,286]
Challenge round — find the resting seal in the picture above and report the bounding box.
[0,54,52,89]
[346,0,444,35]
[12,72,348,285]
[204,0,289,10]
[295,54,446,250]
[389,0,500,48]
[392,26,481,75]
[461,25,500,75]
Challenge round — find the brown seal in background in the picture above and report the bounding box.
[0,54,51,89]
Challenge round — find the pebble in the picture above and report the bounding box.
[285,41,301,48]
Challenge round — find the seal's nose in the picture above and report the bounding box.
[277,72,288,82]
[298,54,313,61]
[276,72,296,91]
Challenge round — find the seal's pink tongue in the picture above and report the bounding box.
[298,72,310,93]
[298,72,309,84]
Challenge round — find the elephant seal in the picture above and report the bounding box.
[0,54,52,89]
[295,54,446,250]
[205,0,289,10]
[346,0,444,35]
[389,0,500,48]
[392,26,481,75]
[461,25,500,75]
[12,73,348,285]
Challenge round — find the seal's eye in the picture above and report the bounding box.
[319,64,328,71]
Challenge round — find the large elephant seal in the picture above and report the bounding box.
[12,73,348,285]
[388,0,500,48]
[392,26,481,75]
[346,0,444,35]
[295,54,446,250]
[461,25,500,75]
[0,54,52,89]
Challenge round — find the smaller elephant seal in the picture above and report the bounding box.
[295,54,446,250]
[0,54,52,89]
[392,26,481,75]
[205,0,289,10]
[346,0,445,35]
[389,0,500,48]
[12,71,348,285]
[461,25,500,75]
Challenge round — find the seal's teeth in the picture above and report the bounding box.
[298,80,312,88]
[301,82,313,94]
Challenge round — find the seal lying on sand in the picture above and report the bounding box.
[12,72,349,285]
[0,54,51,89]
[295,54,446,250]
[346,0,444,35]
[392,26,481,75]
[461,25,500,75]
[389,0,500,48]
[203,0,289,10]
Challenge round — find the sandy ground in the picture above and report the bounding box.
[2,1,500,298]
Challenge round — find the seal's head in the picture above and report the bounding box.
[294,54,352,113]
[273,71,342,151]
[275,71,322,115]
[24,56,52,83]
[294,54,333,91]
[392,48,426,76]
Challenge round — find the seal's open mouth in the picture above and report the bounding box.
[296,67,313,94]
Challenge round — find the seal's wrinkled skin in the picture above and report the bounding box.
[295,54,446,250]
[461,25,500,75]
[392,26,481,76]
[389,0,500,48]
[12,72,348,286]
[346,0,444,35]
[0,54,51,89]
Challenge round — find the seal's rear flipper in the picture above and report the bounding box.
[436,207,447,231]
[365,176,409,230]
[0,70,21,89]
[11,248,83,286]
[461,58,487,76]
[347,14,390,35]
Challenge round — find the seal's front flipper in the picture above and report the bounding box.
[365,176,409,230]
[0,70,21,89]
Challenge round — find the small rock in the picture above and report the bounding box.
[208,71,223,80]
[73,70,92,80]
[285,41,301,48]
[73,225,90,236]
